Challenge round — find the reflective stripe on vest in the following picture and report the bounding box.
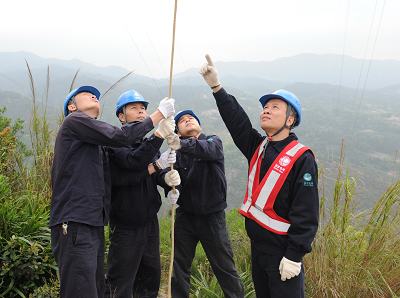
[240,139,310,235]
[240,138,269,215]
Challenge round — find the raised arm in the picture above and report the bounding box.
[64,97,175,148]
[108,135,163,171]
[200,54,264,160]
[65,112,153,147]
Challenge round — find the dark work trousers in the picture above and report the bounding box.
[251,243,304,298]
[172,210,244,298]
[51,222,105,298]
[105,217,160,298]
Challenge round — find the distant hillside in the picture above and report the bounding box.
[0,51,399,209]
[0,51,156,102]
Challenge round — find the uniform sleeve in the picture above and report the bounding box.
[154,168,171,189]
[109,135,163,171]
[213,88,264,161]
[65,112,154,147]
[179,135,223,161]
[285,151,319,262]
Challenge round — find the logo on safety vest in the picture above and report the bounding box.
[278,156,291,167]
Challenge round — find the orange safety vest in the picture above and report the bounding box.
[240,139,310,235]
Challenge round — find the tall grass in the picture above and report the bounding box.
[305,142,400,297]
[25,61,53,200]
[98,70,134,119]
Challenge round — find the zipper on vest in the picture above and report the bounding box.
[261,139,269,160]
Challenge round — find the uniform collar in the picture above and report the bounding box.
[268,133,298,152]
[198,133,206,140]
[180,133,206,140]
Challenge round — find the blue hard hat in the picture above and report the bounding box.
[63,85,101,117]
[115,89,149,116]
[174,110,201,126]
[259,89,302,127]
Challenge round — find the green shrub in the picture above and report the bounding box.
[0,107,29,189]
[29,278,59,298]
[0,231,57,297]
[0,193,49,244]
[0,175,11,199]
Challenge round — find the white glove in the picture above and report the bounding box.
[164,169,181,187]
[200,54,220,88]
[156,148,176,169]
[158,97,175,118]
[167,189,180,205]
[155,117,175,139]
[279,257,302,281]
[166,133,181,150]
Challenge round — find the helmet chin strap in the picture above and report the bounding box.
[119,106,130,124]
[266,125,287,140]
[262,112,292,159]
[266,111,292,141]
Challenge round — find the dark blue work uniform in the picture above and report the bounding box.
[164,133,244,298]
[50,111,153,298]
[104,134,165,298]
[213,88,319,298]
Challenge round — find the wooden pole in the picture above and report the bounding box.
[167,1,178,297]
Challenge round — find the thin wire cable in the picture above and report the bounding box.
[126,29,164,98]
[350,0,378,127]
[351,0,386,133]
[144,30,167,76]
[336,0,351,110]
[358,0,386,107]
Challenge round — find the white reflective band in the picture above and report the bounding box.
[249,206,290,233]
[247,163,257,199]
[240,200,252,212]
[244,138,269,209]
[286,143,305,157]
[255,170,280,210]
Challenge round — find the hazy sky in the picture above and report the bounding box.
[0,0,398,77]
